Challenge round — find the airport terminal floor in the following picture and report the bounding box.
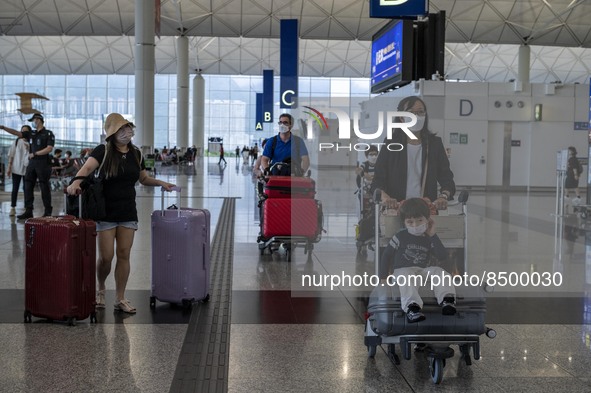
[0,157,591,392]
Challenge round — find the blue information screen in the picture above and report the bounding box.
[371,21,403,87]
[369,0,428,18]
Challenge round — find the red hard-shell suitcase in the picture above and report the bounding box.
[24,216,97,325]
[262,198,319,238]
[150,188,210,308]
[264,176,316,198]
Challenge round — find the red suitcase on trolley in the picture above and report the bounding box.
[263,176,316,199]
[150,188,210,308]
[24,216,97,325]
[261,198,320,238]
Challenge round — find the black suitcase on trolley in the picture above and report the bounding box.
[366,285,487,337]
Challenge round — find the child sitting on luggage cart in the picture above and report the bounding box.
[380,198,456,323]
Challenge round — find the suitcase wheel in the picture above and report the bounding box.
[24,310,32,324]
[90,312,97,324]
[388,344,400,365]
[67,317,76,327]
[459,344,472,366]
[429,357,444,384]
[367,345,377,359]
[150,296,156,309]
[202,294,210,303]
[181,299,193,310]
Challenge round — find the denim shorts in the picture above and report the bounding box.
[95,221,138,232]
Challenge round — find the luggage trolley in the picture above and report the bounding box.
[256,162,323,262]
[363,190,496,384]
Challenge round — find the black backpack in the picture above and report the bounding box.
[269,134,303,176]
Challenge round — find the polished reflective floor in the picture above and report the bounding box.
[0,157,590,392]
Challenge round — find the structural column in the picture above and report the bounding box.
[518,44,530,83]
[134,0,155,149]
[176,35,189,149]
[192,73,205,156]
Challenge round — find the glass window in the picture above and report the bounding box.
[208,75,230,91]
[0,73,370,150]
[87,87,107,101]
[108,88,127,101]
[87,75,107,88]
[230,76,251,91]
[248,76,263,92]
[155,89,169,103]
[310,78,330,94]
[351,78,370,96]
[299,77,311,95]
[45,86,65,100]
[67,75,86,88]
[67,87,86,99]
[330,78,350,97]
[108,74,128,88]
[46,75,65,87]
[230,91,250,104]
[4,75,23,86]
[155,75,170,90]
[209,90,228,101]
[24,75,45,89]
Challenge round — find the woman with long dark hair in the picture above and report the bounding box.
[6,125,31,216]
[371,96,455,210]
[67,113,175,314]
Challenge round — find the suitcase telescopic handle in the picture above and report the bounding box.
[63,189,83,218]
[161,186,182,216]
[373,188,382,278]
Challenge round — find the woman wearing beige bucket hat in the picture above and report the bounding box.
[67,113,175,314]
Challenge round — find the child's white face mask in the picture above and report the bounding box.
[368,155,377,164]
[407,223,427,236]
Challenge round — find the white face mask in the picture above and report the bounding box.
[407,223,427,236]
[409,115,426,132]
[279,124,290,134]
[368,156,377,164]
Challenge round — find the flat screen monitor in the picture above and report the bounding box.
[370,19,413,94]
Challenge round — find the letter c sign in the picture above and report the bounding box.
[281,90,296,107]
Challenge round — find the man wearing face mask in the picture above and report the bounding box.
[371,96,455,211]
[261,113,310,176]
[1,113,55,219]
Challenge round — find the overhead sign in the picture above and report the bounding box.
[280,19,298,108]
[369,0,428,18]
[263,70,273,123]
[255,93,263,131]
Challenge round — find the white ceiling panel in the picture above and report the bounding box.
[0,0,590,84]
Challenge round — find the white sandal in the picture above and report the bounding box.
[96,290,106,309]
[114,299,136,314]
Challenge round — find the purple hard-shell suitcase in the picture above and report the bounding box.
[150,187,210,308]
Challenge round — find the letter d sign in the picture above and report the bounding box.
[460,99,473,117]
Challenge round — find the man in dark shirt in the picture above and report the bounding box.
[0,113,55,218]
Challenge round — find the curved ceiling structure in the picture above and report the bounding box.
[0,0,590,83]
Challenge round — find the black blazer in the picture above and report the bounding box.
[371,129,455,201]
